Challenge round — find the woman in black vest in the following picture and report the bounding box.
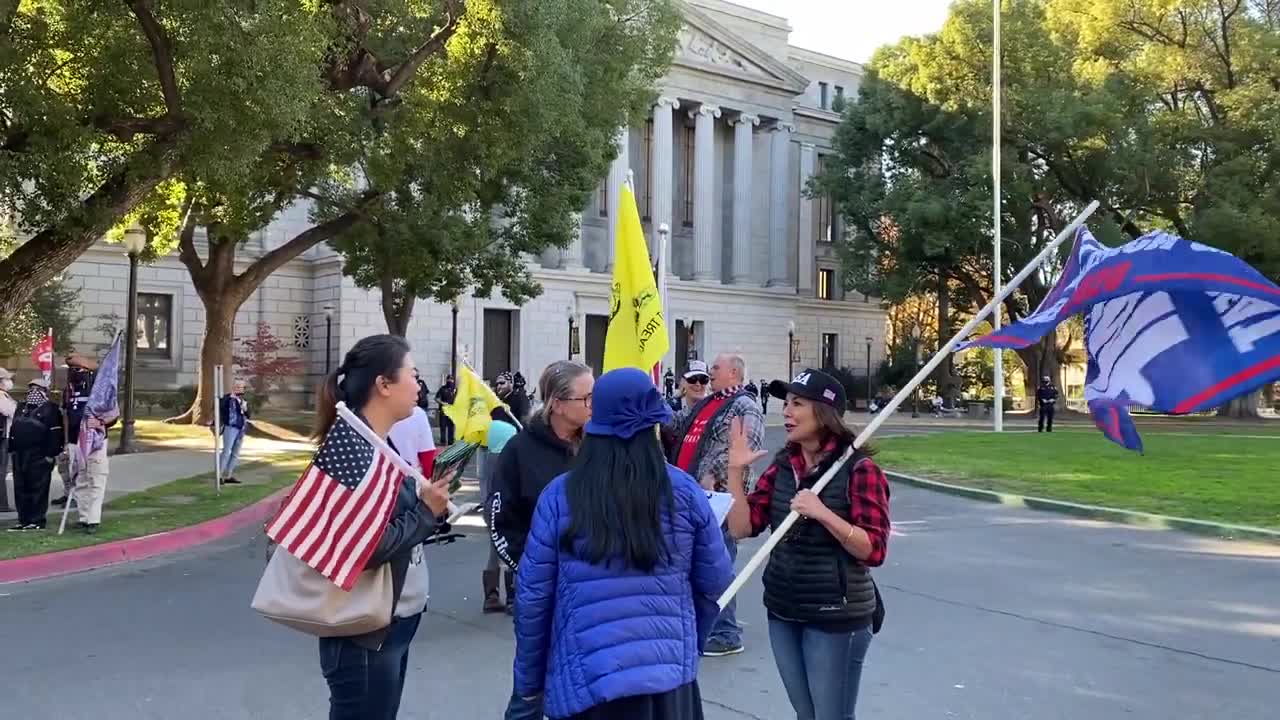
[723,368,890,720]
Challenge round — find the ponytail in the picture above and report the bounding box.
[312,334,412,443]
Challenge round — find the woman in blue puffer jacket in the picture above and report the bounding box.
[512,367,735,720]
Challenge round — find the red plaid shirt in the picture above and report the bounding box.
[746,440,891,567]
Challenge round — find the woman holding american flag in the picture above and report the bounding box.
[283,335,452,719]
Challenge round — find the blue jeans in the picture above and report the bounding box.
[767,618,873,720]
[504,689,545,720]
[219,425,245,478]
[709,527,742,646]
[318,614,422,720]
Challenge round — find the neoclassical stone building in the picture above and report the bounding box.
[45,0,887,402]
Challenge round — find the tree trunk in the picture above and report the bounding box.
[169,205,370,423]
[168,305,239,425]
[0,137,184,318]
[1217,390,1263,418]
[1014,337,1061,404]
[379,270,413,336]
[935,282,960,403]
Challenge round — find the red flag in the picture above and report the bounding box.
[30,332,53,378]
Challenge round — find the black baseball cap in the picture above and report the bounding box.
[768,369,847,414]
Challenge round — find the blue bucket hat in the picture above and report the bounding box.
[584,368,672,440]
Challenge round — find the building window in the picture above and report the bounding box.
[818,269,835,300]
[819,82,829,110]
[681,124,696,226]
[833,85,846,112]
[293,315,311,349]
[821,333,838,369]
[640,119,653,220]
[598,179,608,217]
[814,155,835,243]
[136,293,172,357]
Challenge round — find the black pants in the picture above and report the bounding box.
[438,412,455,445]
[319,614,421,720]
[14,455,53,527]
[1038,404,1055,433]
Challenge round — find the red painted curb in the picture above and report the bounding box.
[0,488,287,585]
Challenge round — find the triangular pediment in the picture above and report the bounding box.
[675,3,809,95]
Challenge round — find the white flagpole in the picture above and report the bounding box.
[656,223,671,385]
[717,200,1100,609]
[992,0,1005,432]
[334,402,476,523]
[213,365,223,494]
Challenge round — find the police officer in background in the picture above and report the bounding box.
[1037,375,1059,433]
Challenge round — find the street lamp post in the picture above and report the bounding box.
[865,335,873,412]
[910,325,923,418]
[322,304,334,375]
[117,225,147,454]
[566,304,576,360]
[787,320,796,380]
[450,298,459,379]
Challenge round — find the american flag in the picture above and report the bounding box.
[265,416,404,590]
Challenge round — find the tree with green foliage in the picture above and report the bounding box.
[0,0,331,318]
[328,0,679,336]
[820,0,1280,413]
[160,0,678,423]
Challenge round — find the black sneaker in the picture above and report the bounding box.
[7,524,30,532]
[83,523,99,535]
[223,477,241,485]
[701,639,744,657]
[51,496,68,507]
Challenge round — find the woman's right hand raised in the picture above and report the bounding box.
[727,416,767,471]
[417,473,452,518]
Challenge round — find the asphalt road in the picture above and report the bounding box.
[2,429,1278,719]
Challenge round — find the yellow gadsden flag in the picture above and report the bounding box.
[603,185,669,373]
[442,364,506,444]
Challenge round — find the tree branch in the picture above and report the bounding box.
[91,113,184,141]
[127,0,182,116]
[234,192,381,295]
[382,0,464,99]
[175,197,206,280]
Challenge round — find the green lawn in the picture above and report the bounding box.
[877,431,1280,529]
[2,452,311,561]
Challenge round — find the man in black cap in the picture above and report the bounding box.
[1036,375,1059,433]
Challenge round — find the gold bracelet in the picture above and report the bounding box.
[843,525,855,544]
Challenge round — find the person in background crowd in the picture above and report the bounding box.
[55,354,96,506]
[663,368,676,402]
[218,380,251,485]
[1037,375,1059,433]
[667,360,710,413]
[760,378,771,415]
[494,371,532,426]
[490,360,593,720]
[477,419,518,613]
[73,369,118,534]
[745,379,760,408]
[724,368,891,720]
[664,352,764,657]
[8,378,63,531]
[390,375,438,479]
[0,368,16,511]
[416,375,431,413]
[512,367,734,720]
[310,334,452,720]
[435,374,458,445]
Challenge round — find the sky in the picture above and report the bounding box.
[728,0,953,63]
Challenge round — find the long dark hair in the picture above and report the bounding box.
[561,430,674,572]
[810,402,875,457]
[314,334,411,441]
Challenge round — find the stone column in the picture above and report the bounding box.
[560,212,586,271]
[730,113,759,285]
[690,104,720,282]
[652,96,680,277]
[798,143,816,293]
[767,123,793,287]
[605,126,630,271]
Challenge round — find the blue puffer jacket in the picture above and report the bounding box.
[513,465,734,719]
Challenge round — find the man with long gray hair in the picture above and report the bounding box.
[663,352,764,656]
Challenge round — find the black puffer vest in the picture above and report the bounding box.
[762,444,877,626]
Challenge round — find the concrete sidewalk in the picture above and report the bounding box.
[1,434,311,521]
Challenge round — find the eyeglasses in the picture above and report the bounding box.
[685,376,709,385]
[561,393,592,408]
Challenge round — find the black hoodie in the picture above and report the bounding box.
[487,415,575,570]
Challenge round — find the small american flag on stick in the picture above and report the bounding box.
[265,415,404,590]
